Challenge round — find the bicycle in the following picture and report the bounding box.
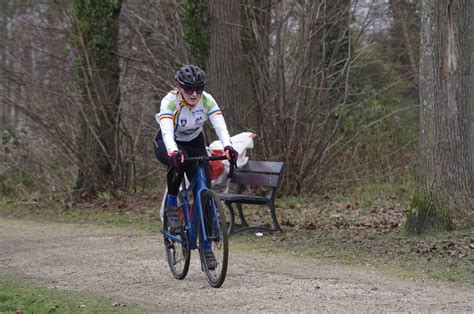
[162,155,236,288]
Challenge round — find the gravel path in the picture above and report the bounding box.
[0,217,472,312]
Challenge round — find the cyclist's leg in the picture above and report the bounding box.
[178,133,215,265]
[154,131,182,229]
[153,130,171,165]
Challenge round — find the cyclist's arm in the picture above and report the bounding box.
[156,94,179,154]
[203,93,232,148]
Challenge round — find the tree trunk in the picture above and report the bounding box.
[73,0,125,199]
[406,0,473,232]
[206,0,253,133]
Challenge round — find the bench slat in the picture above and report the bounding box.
[218,193,268,204]
[231,172,280,187]
[239,161,285,174]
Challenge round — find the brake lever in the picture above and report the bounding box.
[227,159,237,179]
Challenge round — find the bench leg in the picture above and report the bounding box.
[224,201,281,234]
[224,202,235,234]
[236,202,249,227]
[268,203,281,231]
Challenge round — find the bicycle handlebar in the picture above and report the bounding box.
[171,155,237,185]
[183,155,228,162]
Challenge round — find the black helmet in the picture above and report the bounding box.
[175,64,206,88]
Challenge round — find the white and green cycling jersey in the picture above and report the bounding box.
[156,90,232,154]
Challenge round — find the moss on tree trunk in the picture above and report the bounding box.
[404,189,452,234]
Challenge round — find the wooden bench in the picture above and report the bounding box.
[217,160,286,234]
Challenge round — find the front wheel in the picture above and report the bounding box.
[163,212,190,280]
[198,190,229,288]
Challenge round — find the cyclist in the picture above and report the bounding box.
[154,64,238,267]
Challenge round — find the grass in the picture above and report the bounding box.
[229,180,473,284]
[0,180,472,285]
[0,198,162,232]
[229,228,473,284]
[0,272,141,313]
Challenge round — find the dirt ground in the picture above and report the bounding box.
[0,217,472,312]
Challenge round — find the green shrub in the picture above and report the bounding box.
[0,171,34,197]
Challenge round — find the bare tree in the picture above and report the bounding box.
[119,0,189,192]
[406,0,473,232]
[243,0,355,193]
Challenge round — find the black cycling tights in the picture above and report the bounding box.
[154,131,211,196]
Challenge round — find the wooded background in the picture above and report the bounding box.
[0,1,471,229]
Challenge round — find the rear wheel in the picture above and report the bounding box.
[198,190,229,288]
[163,213,190,280]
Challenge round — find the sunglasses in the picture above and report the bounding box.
[180,85,204,95]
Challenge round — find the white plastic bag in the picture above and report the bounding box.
[208,131,256,193]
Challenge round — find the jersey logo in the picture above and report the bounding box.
[180,119,187,127]
[195,116,203,124]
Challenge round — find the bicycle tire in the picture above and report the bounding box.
[198,190,229,288]
[163,213,190,280]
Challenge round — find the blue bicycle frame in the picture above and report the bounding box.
[163,155,233,250]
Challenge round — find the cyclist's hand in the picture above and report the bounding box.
[168,150,184,168]
[224,146,238,162]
